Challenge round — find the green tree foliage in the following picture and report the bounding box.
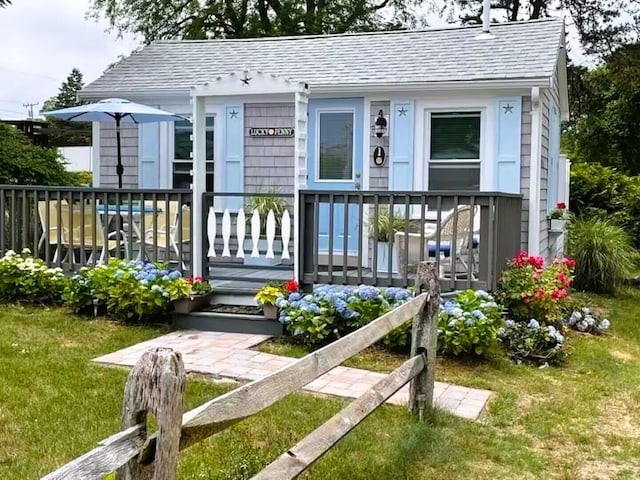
[0,0,12,7]
[42,68,91,148]
[89,0,419,42]
[430,0,638,56]
[0,123,77,185]
[564,44,640,175]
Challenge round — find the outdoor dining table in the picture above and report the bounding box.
[97,204,163,241]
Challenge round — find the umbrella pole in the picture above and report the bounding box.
[116,117,123,189]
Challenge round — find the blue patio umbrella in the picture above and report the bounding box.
[43,98,186,188]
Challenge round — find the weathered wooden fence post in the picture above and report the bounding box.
[116,347,185,480]
[409,261,440,419]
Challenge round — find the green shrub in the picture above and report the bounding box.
[499,319,567,366]
[437,290,504,357]
[567,218,639,294]
[0,249,67,304]
[570,163,640,247]
[65,260,191,322]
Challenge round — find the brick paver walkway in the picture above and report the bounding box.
[93,331,493,420]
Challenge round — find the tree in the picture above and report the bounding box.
[42,68,91,148]
[564,44,640,175]
[0,123,77,186]
[0,1,12,7]
[430,0,639,57]
[89,0,420,42]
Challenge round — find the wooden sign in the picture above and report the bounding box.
[249,127,294,137]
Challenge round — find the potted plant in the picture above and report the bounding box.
[369,209,405,273]
[255,284,285,320]
[549,202,568,233]
[172,276,213,314]
[244,189,289,267]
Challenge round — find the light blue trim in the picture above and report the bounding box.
[138,122,160,188]
[223,105,244,210]
[389,101,414,191]
[548,104,561,211]
[495,97,522,194]
[307,98,364,252]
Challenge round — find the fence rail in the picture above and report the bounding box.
[0,186,193,273]
[298,190,523,292]
[42,262,440,480]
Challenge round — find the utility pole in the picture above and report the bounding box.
[23,102,38,119]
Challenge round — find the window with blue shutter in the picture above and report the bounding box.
[495,97,522,194]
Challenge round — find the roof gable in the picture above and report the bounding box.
[82,18,564,96]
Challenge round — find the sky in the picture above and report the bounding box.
[0,0,138,120]
[0,1,587,121]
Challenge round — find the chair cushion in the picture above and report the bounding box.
[427,236,479,257]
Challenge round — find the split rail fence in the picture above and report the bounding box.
[42,262,440,480]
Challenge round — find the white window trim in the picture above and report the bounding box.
[414,96,496,191]
[171,113,216,190]
[424,108,484,191]
[314,107,357,183]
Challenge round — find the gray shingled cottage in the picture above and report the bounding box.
[80,18,569,283]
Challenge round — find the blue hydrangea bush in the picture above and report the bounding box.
[276,285,413,347]
[564,307,610,335]
[0,248,67,304]
[437,289,503,357]
[498,318,567,365]
[65,259,191,322]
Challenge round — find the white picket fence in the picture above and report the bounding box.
[206,207,292,260]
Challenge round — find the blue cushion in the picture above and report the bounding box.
[426,237,479,258]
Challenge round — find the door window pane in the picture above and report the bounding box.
[430,113,480,160]
[318,112,354,180]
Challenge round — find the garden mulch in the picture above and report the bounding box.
[93,330,493,420]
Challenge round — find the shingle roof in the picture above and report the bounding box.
[82,18,564,95]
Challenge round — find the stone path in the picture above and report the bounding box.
[93,331,493,420]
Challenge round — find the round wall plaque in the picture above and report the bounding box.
[373,146,386,166]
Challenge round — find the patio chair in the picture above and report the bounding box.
[394,205,478,279]
[37,200,67,262]
[143,203,191,269]
[60,203,129,265]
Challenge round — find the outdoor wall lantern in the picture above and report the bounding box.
[373,110,388,138]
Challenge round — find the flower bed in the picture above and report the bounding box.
[276,285,413,348]
[65,260,191,322]
[499,319,566,365]
[0,249,67,304]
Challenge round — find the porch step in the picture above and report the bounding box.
[210,288,259,307]
[172,311,283,336]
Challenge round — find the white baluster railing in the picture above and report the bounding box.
[236,208,246,259]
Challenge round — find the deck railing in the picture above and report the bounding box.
[202,192,295,283]
[298,190,523,291]
[0,186,193,272]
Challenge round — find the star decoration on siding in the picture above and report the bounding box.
[503,104,514,114]
[398,107,408,116]
[229,109,238,119]
[240,74,252,86]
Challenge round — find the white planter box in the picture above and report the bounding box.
[375,242,398,274]
[549,219,566,234]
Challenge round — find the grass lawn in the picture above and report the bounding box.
[2,290,640,479]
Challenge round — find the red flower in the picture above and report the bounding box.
[193,275,204,283]
[556,202,566,210]
[556,272,571,287]
[284,279,299,293]
[534,288,546,299]
[528,255,544,269]
[533,271,542,282]
[551,288,568,299]
[186,276,193,284]
[562,257,576,269]
[523,298,530,304]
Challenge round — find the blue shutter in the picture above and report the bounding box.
[548,105,560,211]
[224,105,244,210]
[389,101,414,190]
[138,123,160,188]
[495,97,522,193]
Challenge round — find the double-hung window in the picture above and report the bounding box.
[428,112,481,191]
[173,117,214,190]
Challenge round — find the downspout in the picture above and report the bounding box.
[528,87,542,254]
